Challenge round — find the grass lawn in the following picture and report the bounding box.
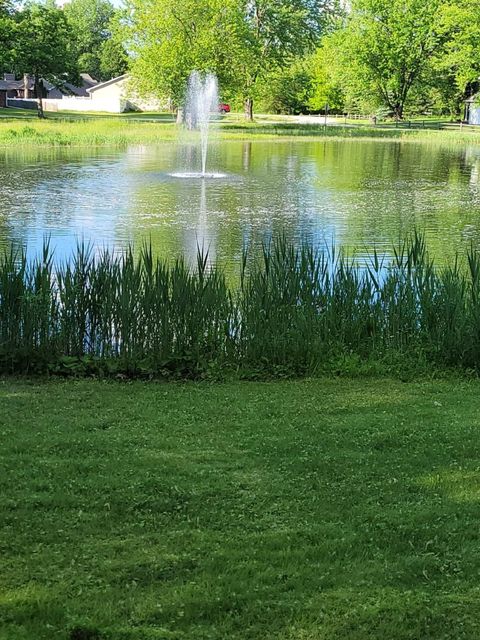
[1,109,480,146]
[2,377,480,639]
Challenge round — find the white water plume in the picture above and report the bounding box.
[184,71,219,176]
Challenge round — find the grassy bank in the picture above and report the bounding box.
[2,376,480,639]
[1,110,480,146]
[2,235,480,379]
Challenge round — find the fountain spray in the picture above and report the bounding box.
[184,71,219,176]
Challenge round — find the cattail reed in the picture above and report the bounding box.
[1,234,480,377]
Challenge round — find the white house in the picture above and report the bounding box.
[41,74,167,114]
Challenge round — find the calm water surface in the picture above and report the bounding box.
[1,139,480,266]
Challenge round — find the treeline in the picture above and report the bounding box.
[126,0,480,119]
[2,0,479,120]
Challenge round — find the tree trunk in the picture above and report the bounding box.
[393,103,404,120]
[34,75,44,119]
[244,97,253,121]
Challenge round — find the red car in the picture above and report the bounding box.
[218,103,230,114]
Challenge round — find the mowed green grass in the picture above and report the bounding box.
[2,377,480,639]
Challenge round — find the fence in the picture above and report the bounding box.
[7,98,37,110]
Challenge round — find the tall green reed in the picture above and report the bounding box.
[1,234,480,377]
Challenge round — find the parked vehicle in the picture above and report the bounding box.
[218,103,230,114]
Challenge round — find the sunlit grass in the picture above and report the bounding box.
[2,376,480,639]
[0,111,480,146]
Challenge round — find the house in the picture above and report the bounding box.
[2,72,166,114]
[1,73,100,109]
[466,95,480,125]
[0,74,29,107]
[86,75,167,113]
[86,74,130,112]
[39,74,167,113]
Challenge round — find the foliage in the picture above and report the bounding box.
[13,3,78,117]
[317,0,480,118]
[228,0,336,119]
[98,20,129,80]
[64,0,127,81]
[258,58,313,114]
[0,14,13,71]
[3,234,480,378]
[307,45,345,112]
[127,0,237,108]
[433,0,480,100]
[324,0,450,119]
[128,0,335,117]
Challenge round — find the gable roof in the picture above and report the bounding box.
[0,79,24,91]
[87,74,128,94]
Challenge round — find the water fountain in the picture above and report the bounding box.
[171,71,227,179]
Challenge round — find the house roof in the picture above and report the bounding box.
[0,74,99,96]
[0,79,24,91]
[62,74,99,97]
[87,74,128,94]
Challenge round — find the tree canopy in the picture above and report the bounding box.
[65,0,128,81]
[1,0,480,119]
[14,3,78,117]
[127,0,336,118]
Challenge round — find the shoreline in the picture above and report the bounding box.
[1,114,480,147]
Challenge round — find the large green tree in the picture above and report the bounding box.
[433,0,480,103]
[15,3,78,117]
[326,0,450,118]
[230,0,335,119]
[0,0,15,72]
[65,0,127,81]
[127,0,236,112]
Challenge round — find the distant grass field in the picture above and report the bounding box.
[2,376,480,639]
[0,108,479,146]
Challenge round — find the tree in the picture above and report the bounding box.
[64,0,125,80]
[258,59,313,114]
[433,0,480,102]
[127,0,237,112]
[328,0,449,119]
[99,38,128,80]
[15,4,78,118]
[127,0,336,120]
[230,0,335,120]
[0,0,15,72]
[307,45,344,112]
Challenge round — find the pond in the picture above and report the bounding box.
[1,138,480,267]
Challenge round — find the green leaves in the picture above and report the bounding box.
[127,0,332,116]
[64,0,127,81]
[14,4,78,81]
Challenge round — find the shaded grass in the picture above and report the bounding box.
[2,376,480,639]
[0,113,480,146]
[2,234,480,378]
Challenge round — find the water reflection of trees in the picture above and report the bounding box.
[311,141,480,263]
[3,140,480,267]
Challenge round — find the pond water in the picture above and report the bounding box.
[1,138,480,267]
